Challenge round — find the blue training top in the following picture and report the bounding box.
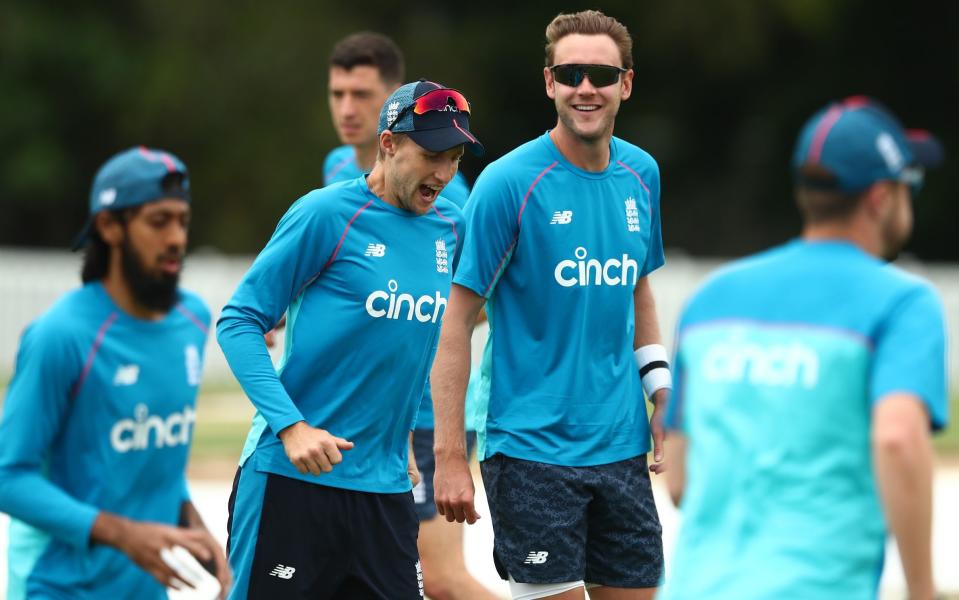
[219,177,465,493]
[0,283,210,600]
[454,131,665,467]
[662,239,949,600]
[322,143,473,431]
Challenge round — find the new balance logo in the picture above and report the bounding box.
[113,364,139,386]
[550,210,573,225]
[524,551,549,564]
[365,243,386,257]
[269,564,296,579]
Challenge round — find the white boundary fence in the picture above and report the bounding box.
[1,246,956,384]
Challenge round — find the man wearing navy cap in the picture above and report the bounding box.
[662,97,948,599]
[219,81,482,599]
[0,147,231,598]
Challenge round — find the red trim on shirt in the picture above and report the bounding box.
[176,304,209,334]
[294,199,374,299]
[72,312,119,397]
[432,205,459,249]
[517,161,558,226]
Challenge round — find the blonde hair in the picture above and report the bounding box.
[545,10,633,69]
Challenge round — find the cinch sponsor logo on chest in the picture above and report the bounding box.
[554,247,639,287]
[365,280,447,323]
[110,403,196,453]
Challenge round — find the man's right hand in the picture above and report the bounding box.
[278,421,354,476]
[91,513,225,594]
[434,454,481,524]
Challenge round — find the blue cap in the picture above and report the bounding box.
[73,146,190,249]
[377,80,484,156]
[792,96,944,194]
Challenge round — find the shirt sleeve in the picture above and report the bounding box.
[217,191,341,437]
[442,171,472,210]
[641,158,665,276]
[453,165,522,298]
[0,322,101,549]
[871,284,949,430]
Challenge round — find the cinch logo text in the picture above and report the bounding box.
[553,247,639,287]
[702,339,820,388]
[110,404,196,453]
[365,280,447,323]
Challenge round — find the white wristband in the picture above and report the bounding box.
[634,344,672,398]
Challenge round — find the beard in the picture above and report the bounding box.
[121,238,181,312]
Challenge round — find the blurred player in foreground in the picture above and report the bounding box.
[662,97,948,600]
[322,31,494,600]
[0,147,230,599]
[433,10,669,600]
[219,81,483,599]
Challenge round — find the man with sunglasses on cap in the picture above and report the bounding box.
[319,34,494,599]
[432,10,668,600]
[0,147,231,599]
[218,81,483,599]
[661,97,947,599]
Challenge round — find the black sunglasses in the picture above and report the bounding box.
[549,63,627,88]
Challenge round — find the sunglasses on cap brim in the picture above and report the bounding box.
[550,64,627,88]
[388,88,472,130]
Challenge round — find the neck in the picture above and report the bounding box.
[801,220,880,258]
[101,255,167,321]
[549,122,612,172]
[365,161,401,209]
[354,140,378,172]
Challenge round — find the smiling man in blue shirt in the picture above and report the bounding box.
[432,10,670,600]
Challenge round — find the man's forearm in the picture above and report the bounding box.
[633,276,663,348]
[431,322,472,459]
[873,397,936,599]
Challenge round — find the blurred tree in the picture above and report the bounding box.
[1,0,955,259]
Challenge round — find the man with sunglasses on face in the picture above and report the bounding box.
[432,10,667,600]
[218,81,483,600]
[662,98,947,600]
[0,147,231,599]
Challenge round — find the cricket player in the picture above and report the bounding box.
[219,80,483,599]
[321,31,493,600]
[662,97,948,599]
[0,147,230,599]
[432,10,669,600]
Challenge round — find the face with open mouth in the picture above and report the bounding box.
[546,33,633,143]
[385,134,464,215]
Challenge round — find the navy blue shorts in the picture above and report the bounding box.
[226,466,423,599]
[480,454,663,587]
[411,429,476,521]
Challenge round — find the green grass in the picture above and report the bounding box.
[190,419,251,462]
[933,393,959,456]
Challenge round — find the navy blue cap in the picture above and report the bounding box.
[73,146,190,249]
[378,80,484,156]
[793,96,944,194]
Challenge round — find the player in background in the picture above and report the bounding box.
[432,10,669,600]
[321,31,493,600]
[323,30,470,204]
[219,81,483,599]
[661,97,948,600]
[0,147,230,599]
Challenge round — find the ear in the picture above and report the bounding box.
[621,68,634,101]
[379,130,398,157]
[94,211,125,247]
[544,66,556,100]
[860,181,894,219]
